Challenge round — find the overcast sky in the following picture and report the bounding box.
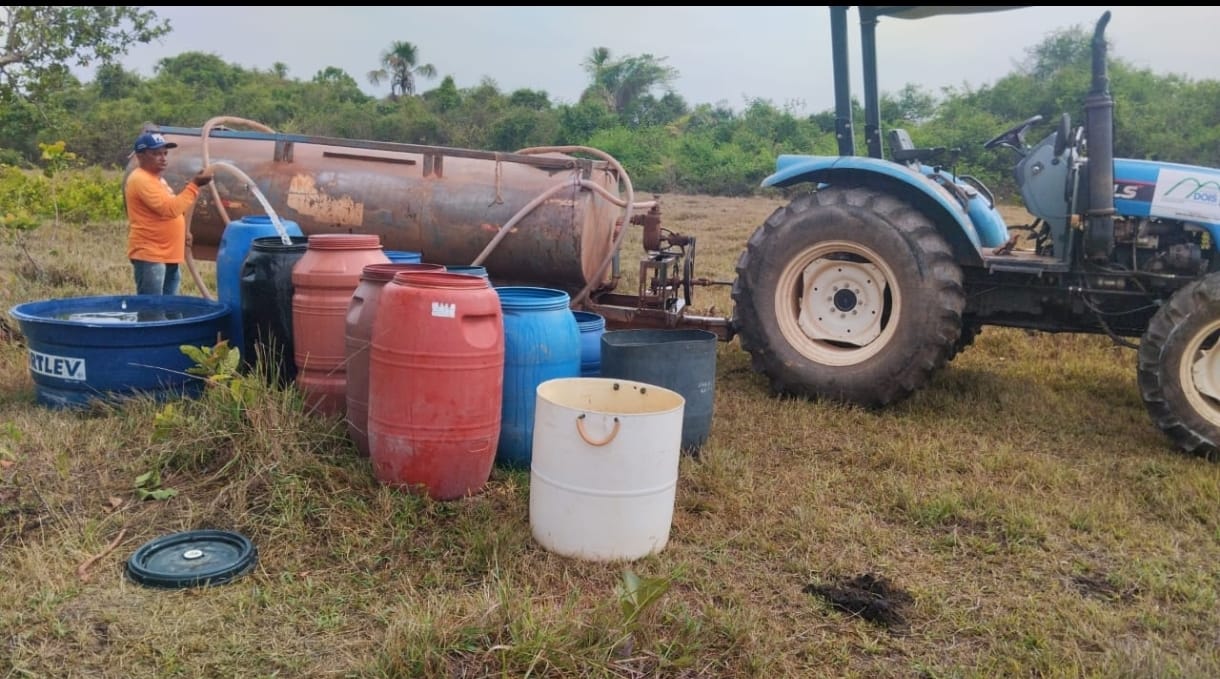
[108,6,1220,113]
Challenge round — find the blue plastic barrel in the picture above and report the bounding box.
[216,215,302,359]
[9,295,231,408]
[445,265,488,277]
[600,329,718,454]
[496,287,581,468]
[385,250,423,263]
[572,311,605,377]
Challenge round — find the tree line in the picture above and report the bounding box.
[2,7,1220,201]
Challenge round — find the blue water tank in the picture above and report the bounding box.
[9,295,230,408]
[216,215,302,359]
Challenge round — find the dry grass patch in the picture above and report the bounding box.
[2,195,1220,678]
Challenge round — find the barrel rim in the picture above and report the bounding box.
[573,310,607,331]
[250,235,309,250]
[361,262,445,282]
[600,328,718,346]
[391,270,490,289]
[495,286,572,310]
[305,233,383,250]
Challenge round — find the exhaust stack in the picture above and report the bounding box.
[1083,10,1115,261]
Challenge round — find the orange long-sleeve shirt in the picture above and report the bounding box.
[125,167,200,263]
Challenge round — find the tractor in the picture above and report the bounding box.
[730,7,1220,457]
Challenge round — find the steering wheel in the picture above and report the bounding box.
[1053,112,1071,157]
[983,114,1044,151]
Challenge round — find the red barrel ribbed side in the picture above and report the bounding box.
[292,234,388,417]
[345,262,444,456]
[368,272,504,500]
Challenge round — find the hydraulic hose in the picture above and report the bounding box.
[511,145,639,307]
[183,117,291,300]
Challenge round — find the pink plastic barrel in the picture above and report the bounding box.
[292,233,388,417]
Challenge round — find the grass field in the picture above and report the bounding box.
[2,192,1219,678]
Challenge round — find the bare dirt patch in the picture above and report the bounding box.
[804,573,915,630]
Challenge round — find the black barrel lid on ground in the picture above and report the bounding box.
[126,529,257,589]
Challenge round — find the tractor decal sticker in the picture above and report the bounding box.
[1150,168,1220,223]
[1114,180,1155,202]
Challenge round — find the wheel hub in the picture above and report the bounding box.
[798,258,885,345]
[1191,341,1220,402]
[833,288,857,312]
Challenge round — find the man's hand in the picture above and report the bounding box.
[191,168,214,188]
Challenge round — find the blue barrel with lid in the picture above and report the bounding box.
[573,311,605,377]
[495,286,581,468]
[385,250,423,264]
[445,265,488,278]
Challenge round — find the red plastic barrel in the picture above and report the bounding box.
[292,234,388,417]
[368,271,504,500]
[345,262,444,456]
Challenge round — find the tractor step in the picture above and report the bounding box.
[980,248,1069,274]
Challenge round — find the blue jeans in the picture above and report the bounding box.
[132,260,181,295]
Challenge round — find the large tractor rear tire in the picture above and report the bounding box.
[731,186,965,407]
[948,317,983,362]
[1137,274,1220,458]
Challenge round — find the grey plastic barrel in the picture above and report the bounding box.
[599,329,717,453]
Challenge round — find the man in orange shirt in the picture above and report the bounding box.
[125,131,214,295]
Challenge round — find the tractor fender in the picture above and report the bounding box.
[762,155,988,266]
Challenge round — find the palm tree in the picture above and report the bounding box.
[581,46,615,108]
[580,47,678,114]
[367,40,437,99]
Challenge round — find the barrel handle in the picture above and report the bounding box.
[575,414,620,447]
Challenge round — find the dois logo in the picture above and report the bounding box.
[431,301,456,318]
[28,350,87,381]
[1163,178,1220,206]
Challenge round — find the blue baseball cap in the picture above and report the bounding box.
[133,132,178,153]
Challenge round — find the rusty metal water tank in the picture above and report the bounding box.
[151,127,623,294]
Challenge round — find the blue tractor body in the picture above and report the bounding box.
[730,8,1220,458]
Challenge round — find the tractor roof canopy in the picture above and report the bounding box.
[831,6,1030,157]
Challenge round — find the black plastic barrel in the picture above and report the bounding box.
[240,235,309,385]
[599,329,717,453]
[216,216,302,358]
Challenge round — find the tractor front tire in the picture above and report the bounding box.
[731,186,965,407]
[1137,274,1220,458]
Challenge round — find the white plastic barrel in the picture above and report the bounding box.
[529,377,685,562]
